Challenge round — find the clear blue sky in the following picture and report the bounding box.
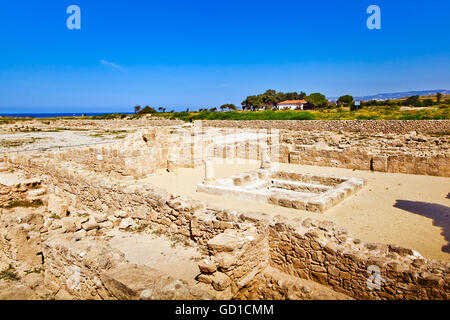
[0,0,449,113]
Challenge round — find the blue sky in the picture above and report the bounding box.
[0,0,449,113]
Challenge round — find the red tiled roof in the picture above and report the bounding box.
[278,100,306,105]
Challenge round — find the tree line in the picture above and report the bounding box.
[133,91,449,114]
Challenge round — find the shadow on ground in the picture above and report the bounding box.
[394,200,450,254]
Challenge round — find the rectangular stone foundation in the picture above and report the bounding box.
[197,169,365,213]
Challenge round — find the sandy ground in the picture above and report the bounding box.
[0,131,122,153]
[0,171,28,186]
[107,230,204,284]
[145,160,450,261]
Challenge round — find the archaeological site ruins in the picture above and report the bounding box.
[0,118,449,300]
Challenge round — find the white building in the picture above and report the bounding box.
[276,100,307,110]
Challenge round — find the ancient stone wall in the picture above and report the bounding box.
[7,155,449,300]
[199,120,450,134]
[199,126,450,177]
[266,216,449,300]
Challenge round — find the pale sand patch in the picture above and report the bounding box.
[145,161,450,261]
[0,172,26,186]
[107,230,204,284]
[0,131,119,153]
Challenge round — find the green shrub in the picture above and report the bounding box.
[138,106,158,114]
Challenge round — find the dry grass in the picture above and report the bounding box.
[1,199,44,209]
[431,131,450,137]
[0,137,42,148]
[0,265,20,281]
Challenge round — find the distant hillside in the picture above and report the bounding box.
[329,89,450,101]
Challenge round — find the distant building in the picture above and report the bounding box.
[276,100,307,110]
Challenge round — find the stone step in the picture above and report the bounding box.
[27,188,47,200]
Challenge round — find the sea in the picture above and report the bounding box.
[0,113,132,118]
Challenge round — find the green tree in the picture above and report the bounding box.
[306,93,328,108]
[261,90,278,109]
[422,99,434,107]
[405,95,420,106]
[241,90,308,111]
[437,92,442,103]
[298,91,307,99]
[241,95,263,111]
[220,104,237,111]
[134,105,141,114]
[337,95,354,106]
[139,106,157,114]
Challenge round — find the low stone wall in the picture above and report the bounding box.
[266,216,449,300]
[225,127,449,177]
[42,236,214,300]
[199,120,450,134]
[288,146,450,177]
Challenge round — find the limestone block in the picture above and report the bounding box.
[61,218,78,233]
[119,217,134,230]
[81,217,99,231]
[114,210,128,218]
[216,253,237,270]
[108,216,121,227]
[130,206,148,220]
[47,194,69,218]
[212,272,231,291]
[99,221,114,229]
[27,188,46,200]
[197,274,214,284]
[94,213,108,223]
[198,259,217,274]
[207,233,238,252]
[73,229,87,241]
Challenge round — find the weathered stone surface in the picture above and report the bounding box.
[118,217,134,230]
[114,210,128,218]
[197,274,214,284]
[3,122,449,301]
[212,272,231,291]
[61,218,77,233]
[198,259,217,274]
[81,217,99,231]
[207,233,238,252]
[94,213,108,223]
[47,194,69,218]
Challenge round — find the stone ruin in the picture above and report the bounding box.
[197,149,365,213]
[0,121,448,300]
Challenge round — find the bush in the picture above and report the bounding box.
[138,106,158,114]
[90,113,127,120]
